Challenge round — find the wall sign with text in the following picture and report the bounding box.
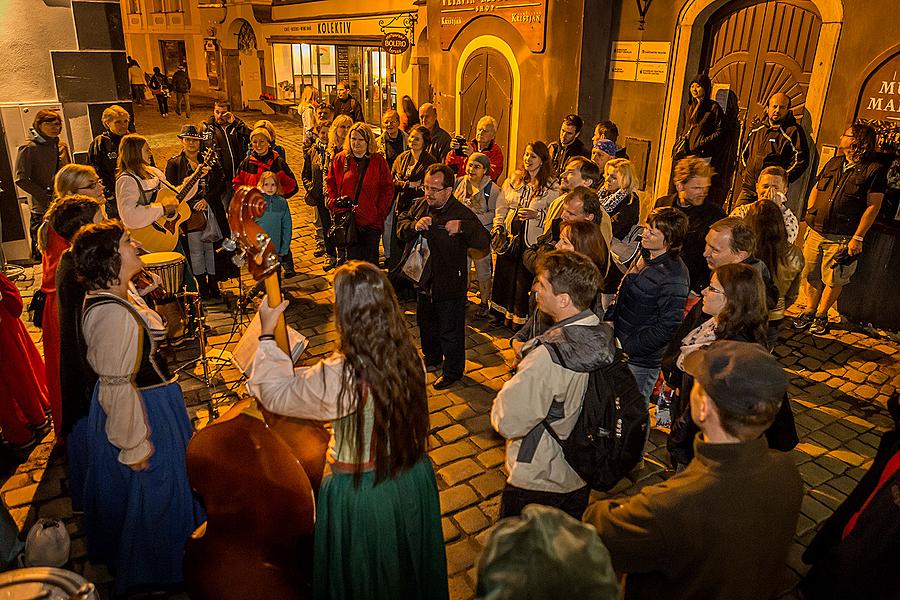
[608,40,671,84]
[856,52,900,121]
[439,0,548,52]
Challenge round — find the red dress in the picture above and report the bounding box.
[0,273,49,446]
[41,227,69,438]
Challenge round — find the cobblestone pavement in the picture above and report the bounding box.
[1,101,898,599]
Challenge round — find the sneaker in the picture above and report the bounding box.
[808,315,830,335]
[792,312,815,330]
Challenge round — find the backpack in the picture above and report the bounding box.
[541,348,648,491]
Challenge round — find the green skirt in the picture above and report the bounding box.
[314,458,449,600]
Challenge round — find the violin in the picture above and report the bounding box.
[183,186,328,600]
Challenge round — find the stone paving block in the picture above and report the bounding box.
[867,370,888,385]
[478,496,501,522]
[437,424,471,444]
[801,495,833,524]
[807,429,841,450]
[810,486,846,511]
[430,440,479,466]
[793,442,827,458]
[854,384,879,400]
[430,411,453,431]
[822,421,858,442]
[0,473,33,493]
[442,517,460,543]
[446,538,481,575]
[798,462,833,488]
[440,484,480,514]
[815,454,849,476]
[469,432,503,450]
[429,395,454,414]
[464,414,492,435]
[454,506,490,536]
[447,404,476,421]
[825,448,867,468]
[3,483,38,508]
[470,470,507,499]
[475,448,506,469]
[439,459,483,487]
[795,513,817,538]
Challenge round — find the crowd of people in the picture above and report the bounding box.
[3,74,891,599]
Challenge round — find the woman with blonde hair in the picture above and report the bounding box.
[327,121,394,264]
[252,119,287,160]
[299,85,320,139]
[599,157,641,302]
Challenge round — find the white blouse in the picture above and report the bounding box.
[82,290,167,465]
[115,165,199,231]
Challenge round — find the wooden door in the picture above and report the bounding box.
[223,49,242,110]
[702,0,822,134]
[460,48,512,180]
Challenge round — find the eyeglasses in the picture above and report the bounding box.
[424,185,451,194]
[706,284,725,295]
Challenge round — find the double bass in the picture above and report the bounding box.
[183,186,329,600]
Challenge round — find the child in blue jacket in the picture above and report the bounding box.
[256,171,295,277]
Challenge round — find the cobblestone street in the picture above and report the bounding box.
[2,101,898,599]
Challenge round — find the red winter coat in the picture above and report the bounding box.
[445,139,504,182]
[326,151,394,232]
[232,150,298,198]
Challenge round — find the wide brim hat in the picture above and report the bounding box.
[177,124,202,139]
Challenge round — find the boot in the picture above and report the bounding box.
[208,273,222,301]
[196,273,211,300]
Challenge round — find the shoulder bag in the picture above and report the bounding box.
[326,156,369,248]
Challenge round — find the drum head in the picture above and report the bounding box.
[0,567,96,599]
[141,251,186,267]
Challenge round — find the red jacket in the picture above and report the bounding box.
[232,150,298,197]
[445,139,504,182]
[327,151,394,231]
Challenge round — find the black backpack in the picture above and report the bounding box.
[541,348,648,491]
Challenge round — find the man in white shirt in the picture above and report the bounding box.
[491,250,616,519]
[730,165,799,243]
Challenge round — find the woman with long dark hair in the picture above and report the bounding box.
[71,221,202,596]
[248,261,447,599]
[744,200,804,348]
[663,262,768,469]
[491,141,559,325]
[400,95,419,133]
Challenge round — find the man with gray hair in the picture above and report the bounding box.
[418,102,452,164]
[585,341,803,600]
[446,115,505,181]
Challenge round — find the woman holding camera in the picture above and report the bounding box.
[327,122,394,265]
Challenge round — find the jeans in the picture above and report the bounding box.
[499,484,590,521]
[417,294,467,380]
[347,227,381,265]
[175,92,190,116]
[29,210,45,260]
[628,362,659,450]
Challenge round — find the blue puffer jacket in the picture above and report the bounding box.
[605,248,689,368]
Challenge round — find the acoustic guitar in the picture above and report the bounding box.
[129,148,217,253]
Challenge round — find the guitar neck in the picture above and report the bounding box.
[176,158,208,202]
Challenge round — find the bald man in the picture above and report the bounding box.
[419,102,452,163]
[734,91,809,207]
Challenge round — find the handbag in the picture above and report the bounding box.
[200,203,222,243]
[183,206,208,233]
[27,290,46,329]
[326,156,369,248]
[400,235,431,284]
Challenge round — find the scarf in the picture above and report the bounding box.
[599,187,629,214]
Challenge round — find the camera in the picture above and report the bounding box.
[334,195,354,209]
[453,135,468,157]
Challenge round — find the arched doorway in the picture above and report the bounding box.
[654,0,843,198]
[455,35,521,183]
[702,1,822,204]
[459,48,512,180]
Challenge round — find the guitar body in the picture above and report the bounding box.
[130,193,191,252]
[129,148,216,253]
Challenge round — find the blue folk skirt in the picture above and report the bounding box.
[83,381,203,596]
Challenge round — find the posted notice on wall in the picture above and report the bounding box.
[609,41,671,84]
